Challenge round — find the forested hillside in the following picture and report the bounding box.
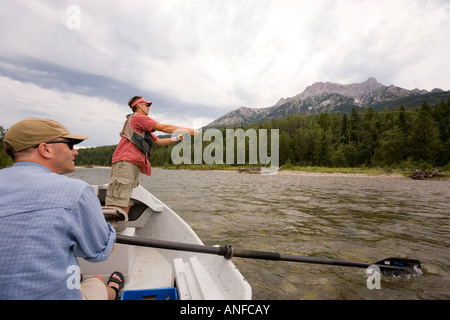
[270,101,450,168]
[202,100,449,169]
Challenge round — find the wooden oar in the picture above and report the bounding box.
[116,234,422,276]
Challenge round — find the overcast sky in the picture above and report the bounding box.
[1,0,449,147]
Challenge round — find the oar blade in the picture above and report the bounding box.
[375,257,422,276]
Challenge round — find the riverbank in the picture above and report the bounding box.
[76,164,450,179]
[278,169,406,179]
[161,165,450,179]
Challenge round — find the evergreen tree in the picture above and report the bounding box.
[407,102,441,165]
[340,113,349,144]
[374,126,405,165]
[0,126,13,169]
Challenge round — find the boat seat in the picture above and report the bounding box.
[127,203,148,221]
[173,257,225,300]
[102,206,128,232]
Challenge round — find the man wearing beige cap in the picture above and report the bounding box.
[0,118,123,300]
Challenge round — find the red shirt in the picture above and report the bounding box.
[112,113,159,175]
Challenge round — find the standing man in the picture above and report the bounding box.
[106,96,197,213]
[0,118,122,300]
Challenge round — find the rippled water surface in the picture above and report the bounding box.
[69,168,450,300]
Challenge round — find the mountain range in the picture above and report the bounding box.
[205,77,450,128]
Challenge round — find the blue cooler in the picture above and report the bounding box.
[121,287,178,300]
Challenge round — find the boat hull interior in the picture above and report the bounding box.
[77,184,252,300]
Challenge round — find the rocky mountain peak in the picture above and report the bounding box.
[205,78,449,128]
[297,77,385,101]
[364,77,380,85]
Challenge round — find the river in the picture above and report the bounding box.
[67,167,450,300]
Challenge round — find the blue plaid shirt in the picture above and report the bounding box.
[0,162,116,300]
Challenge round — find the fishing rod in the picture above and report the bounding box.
[116,234,422,277]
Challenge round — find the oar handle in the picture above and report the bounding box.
[116,234,221,255]
[227,247,281,261]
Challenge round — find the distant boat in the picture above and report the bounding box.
[78,184,252,300]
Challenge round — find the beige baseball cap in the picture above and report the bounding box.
[4,118,89,153]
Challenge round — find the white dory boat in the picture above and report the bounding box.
[77,184,252,300]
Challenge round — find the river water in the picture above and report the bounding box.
[68,167,450,300]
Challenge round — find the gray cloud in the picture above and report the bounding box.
[1,0,449,146]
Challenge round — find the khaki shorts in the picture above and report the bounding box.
[106,161,140,207]
[80,277,108,300]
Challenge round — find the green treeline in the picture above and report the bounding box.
[75,145,117,167]
[146,100,450,170]
[1,99,449,170]
[146,99,450,169]
[270,101,450,169]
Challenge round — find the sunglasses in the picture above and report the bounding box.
[33,140,75,150]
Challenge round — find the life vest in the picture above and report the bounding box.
[120,114,153,157]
